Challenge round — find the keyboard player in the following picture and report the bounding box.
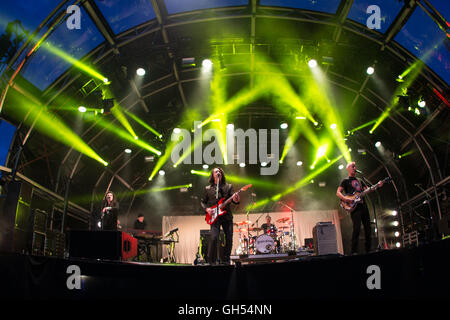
[134,213,147,230]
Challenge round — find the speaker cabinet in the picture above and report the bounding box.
[313,222,338,255]
[68,230,137,261]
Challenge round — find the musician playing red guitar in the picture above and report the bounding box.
[336,162,384,255]
[201,167,240,265]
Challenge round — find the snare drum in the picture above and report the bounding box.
[255,234,275,254]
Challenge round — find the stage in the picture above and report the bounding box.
[1,239,449,302]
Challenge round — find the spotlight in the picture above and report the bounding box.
[226,124,234,129]
[202,59,213,70]
[392,210,398,216]
[159,170,165,176]
[173,128,181,134]
[134,136,139,140]
[239,163,246,168]
[280,123,288,129]
[124,148,132,154]
[78,106,87,113]
[366,67,375,75]
[330,123,337,130]
[136,68,146,76]
[393,221,399,226]
[395,242,401,248]
[296,161,303,166]
[418,99,426,108]
[203,164,209,169]
[310,165,315,170]
[375,141,381,148]
[182,57,196,68]
[103,78,110,84]
[261,162,267,167]
[338,164,344,170]
[395,231,400,237]
[308,59,318,68]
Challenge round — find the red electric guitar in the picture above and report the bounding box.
[205,184,252,225]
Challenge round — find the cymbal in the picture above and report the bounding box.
[278,225,289,229]
[250,227,262,232]
[237,220,251,225]
[276,217,290,223]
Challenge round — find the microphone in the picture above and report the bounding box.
[355,169,363,174]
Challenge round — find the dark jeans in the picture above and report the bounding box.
[208,218,233,264]
[350,205,372,254]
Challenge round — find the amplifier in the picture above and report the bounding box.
[69,230,137,261]
[313,222,338,255]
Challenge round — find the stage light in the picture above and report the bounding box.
[418,99,426,108]
[173,128,181,134]
[239,163,246,168]
[136,68,146,76]
[310,165,315,170]
[393,221,399,226]
[159,170,165,176]
[395,242,401,248]
[308,59,317,68]
[375,141,381,148]
[103,78,109,84]
[338,164,344,170]
[414,108,421,115]
[395,231,400,237]
[366,67,375,75]
[124,148,132,154]
[392,210,398,216]
[78,106,86,113]
[203,164,209,169]
[330,123,337,130]
[296,161,303,166]
[202,59,213,70]
[261,162,267,167]
[280,123,288,129]
[314,122,319,126]
[227,124,234,129]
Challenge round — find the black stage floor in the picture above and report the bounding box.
[1,239,449,304]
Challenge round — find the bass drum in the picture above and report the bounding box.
[255,234,275,254]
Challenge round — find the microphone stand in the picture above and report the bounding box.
[358,174,381,251]
[278,201,297,253]
[414,184,436,241]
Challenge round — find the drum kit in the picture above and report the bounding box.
[234,217,297,255]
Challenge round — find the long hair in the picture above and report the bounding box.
[208,167,226,185]
[102,191,118,208]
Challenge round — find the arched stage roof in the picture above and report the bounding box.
[0,0,448,247]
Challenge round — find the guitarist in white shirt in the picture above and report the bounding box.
[201,167,240,265]
[336,162,384,255]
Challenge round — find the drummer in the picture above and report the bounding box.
[261,215,278,237]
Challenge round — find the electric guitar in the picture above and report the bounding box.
[205,184,252,225]
[340,177,391,213]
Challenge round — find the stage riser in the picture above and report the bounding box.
[0,239,449,300]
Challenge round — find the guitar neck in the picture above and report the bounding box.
[220,190,242,208]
